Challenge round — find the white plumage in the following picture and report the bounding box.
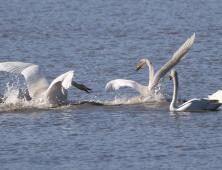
[0,62,91,105]
[169,70,221,111]
[208,90,222,103]
[106,33,195,96]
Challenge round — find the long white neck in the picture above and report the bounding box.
[170,73,179,110]
[145,60,154,88]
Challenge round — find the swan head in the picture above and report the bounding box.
[135,59,151,72]
[71,81,93,94]
[169,70,177,80]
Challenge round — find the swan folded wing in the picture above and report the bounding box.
[0,62,49,98]
[178,98,221,111]
[105,79,148,95]
[150,33,195,90]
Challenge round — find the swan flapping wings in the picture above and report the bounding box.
[105,33,195,96]
[0,62,92,104]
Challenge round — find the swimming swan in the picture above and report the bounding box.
[105,33,195,96]
[169,70,221,111]
[0,62,92,104]
[208,90,222,103]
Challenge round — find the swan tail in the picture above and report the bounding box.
[207,102,221,110]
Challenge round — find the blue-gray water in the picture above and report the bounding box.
[1,0,222,169]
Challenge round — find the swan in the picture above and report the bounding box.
[0,62,92,105]
[106,33,195,96]
[208,90,222,103]
[169,70,221,111]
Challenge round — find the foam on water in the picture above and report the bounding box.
[101,91,166,105]
[0,85,165,111]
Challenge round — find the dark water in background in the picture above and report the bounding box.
[1,0,222,169]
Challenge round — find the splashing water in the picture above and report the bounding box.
[0,75,186,111]
[101,91,166,106]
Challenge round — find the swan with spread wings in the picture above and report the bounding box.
[0,62,92,105]
[105,33,195,96]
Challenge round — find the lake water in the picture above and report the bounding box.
[1,0,222,169]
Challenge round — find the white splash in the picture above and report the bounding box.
[101,91,166,106]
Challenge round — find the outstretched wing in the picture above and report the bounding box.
[105,79,148,96]
[0,62,49,98]
[150,33,195,90]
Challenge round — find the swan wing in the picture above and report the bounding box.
[150,33,195,90]
[105,79,148,95]
[178,98,221,111]
[48,71,74,90]
[45,71,74,103]
[0,62,49,98]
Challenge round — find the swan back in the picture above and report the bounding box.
[174,98,221,111]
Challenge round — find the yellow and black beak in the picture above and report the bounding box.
[169,75,172,80]
[83,86,92,94]
[135,63,142,72]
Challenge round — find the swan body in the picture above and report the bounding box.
[169,70,221,111]
[106,33,195,96]
[0,62,92,105]
[208,90,222,103]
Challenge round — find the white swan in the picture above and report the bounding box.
[0,62,92,105]
[169,70,221,111]
[208,90,222,103]
[106,33,195,96]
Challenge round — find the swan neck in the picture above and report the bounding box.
[71,81,80,89]
[171,73,179,109]
[145,60,154,88]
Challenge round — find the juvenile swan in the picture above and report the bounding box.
[169,70,221,111]
[0,62,92,104]
[106,33,195,97]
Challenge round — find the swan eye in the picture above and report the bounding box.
[169,76,172,80]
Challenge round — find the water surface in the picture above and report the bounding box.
[1,0,222,169]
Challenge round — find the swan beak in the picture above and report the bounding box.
[84,86,93,94]
[135,63,142,72]
[169,75,172,80]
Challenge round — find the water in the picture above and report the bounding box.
[1,0,222,169]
